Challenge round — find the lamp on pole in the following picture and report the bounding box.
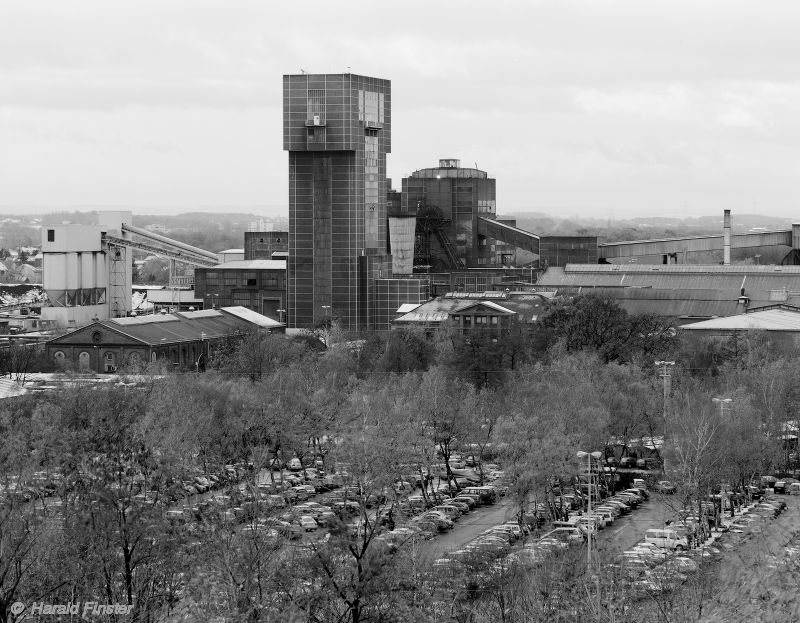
[196,332,207,375]
[276,308,286,324]
[576,450,603,571]
[655,361,675,471]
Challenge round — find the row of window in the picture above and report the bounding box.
[462,316,500,327]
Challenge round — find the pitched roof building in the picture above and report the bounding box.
[392,291,553,330]
[680,305,800,345]
[45,306,284,373]
[537,264,800,323]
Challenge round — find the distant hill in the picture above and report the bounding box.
[499,212,794,243]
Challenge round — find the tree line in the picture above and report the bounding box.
[0,295,798,621]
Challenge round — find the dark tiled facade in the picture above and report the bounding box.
[284,73,392,330]
[401,159,498,269]
[244,231,289,260]
[372,278,430,331]
[194,262,287,321]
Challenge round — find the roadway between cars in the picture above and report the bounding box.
[595,494,677,558]
[426,498,514,560]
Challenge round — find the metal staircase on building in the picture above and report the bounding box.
[413,204,465,270]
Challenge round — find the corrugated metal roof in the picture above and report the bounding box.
[396,303,421,313]
[394,293,547,324]
[537,264,800,316]
[220,306,283,328]
[394,311,451,323]
[113,314,181,325]
[451,301,516,314]
[562,264,800,274]
[52,307,281,347]
[681,308,800,331]
[176,309,222,319]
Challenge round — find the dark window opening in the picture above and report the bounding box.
[246,279,257,286]
[47,229,55,242]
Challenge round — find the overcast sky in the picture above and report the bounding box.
[3,0,800,220]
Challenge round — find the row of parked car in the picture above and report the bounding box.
[407,484,502,536]
[5,460,256,515]
[619,494,787,594]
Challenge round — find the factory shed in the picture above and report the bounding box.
[392,291,551,330]
[680,305,800,347]
[45,306,284,373]
[538,264,800,323]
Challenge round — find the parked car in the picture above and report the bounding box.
[433,505,461,521]
[593,509,614,526]
[416,512,453,531]
[601,499,632,514]
[299,515,318,531]
[644,528,688,551]
[448,500,470,514]
[545,527,585,545]
[288,458,303,472]
[619,457,637,468]
[655,481,677,494]
[462,486,497,504]
[624,487,650,501]
[451,495,477,509]
[595,504,621,518]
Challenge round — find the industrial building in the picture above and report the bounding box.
[41,211,219,327]
[244,231,288,260]
[680,305,800,345]
[536,263,800,323]
[284,73,393,331]
[392,291,554,331]
[42,72,800,341]
[45,306,284,373]
[194,259,287,322]
[399,159,498,270]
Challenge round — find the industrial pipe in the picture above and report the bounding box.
[120,223,218,261]
[723,210,731,265]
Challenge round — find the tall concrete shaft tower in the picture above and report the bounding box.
[283,73,392,330]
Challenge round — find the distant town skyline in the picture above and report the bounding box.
[4,1,800,219]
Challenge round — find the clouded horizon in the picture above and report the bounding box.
[3,0,800,220]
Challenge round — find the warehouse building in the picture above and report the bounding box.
[46,306,284,373]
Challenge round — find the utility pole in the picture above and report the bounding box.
[655,361,675,471]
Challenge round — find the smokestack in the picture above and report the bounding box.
[723,209,731,265]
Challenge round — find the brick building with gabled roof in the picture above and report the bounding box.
[45,306,284,373]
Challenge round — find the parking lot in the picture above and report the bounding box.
[596,493,677,556]
[426,497,515,559]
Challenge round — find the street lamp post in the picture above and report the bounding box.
[196,332,207,375]
[712,397,733,519]
[655,361,675,471]
[577,450,603,570]
[276,308,286,324]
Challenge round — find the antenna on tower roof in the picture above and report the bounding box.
[300,67,307,75]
